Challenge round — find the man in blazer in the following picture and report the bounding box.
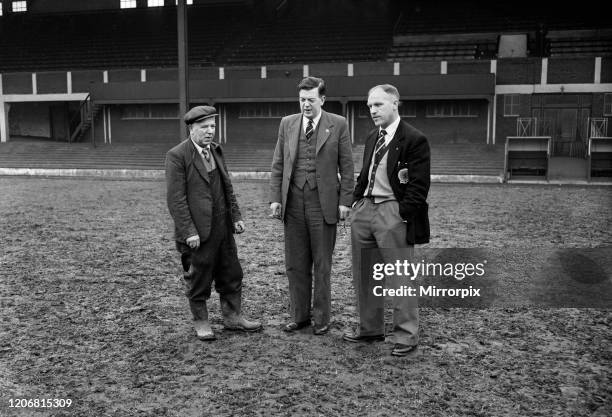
[270,77,354,335]
[166,105,262,341]
[343,84,430,356]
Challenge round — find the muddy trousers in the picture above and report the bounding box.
[177,213,243,314]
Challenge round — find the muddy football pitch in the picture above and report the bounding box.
[1,178,610,416]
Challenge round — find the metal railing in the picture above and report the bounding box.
[589,117,609,138]
[68,93,91,143]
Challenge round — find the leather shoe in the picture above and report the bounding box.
[391,343,417,357]
[313,324,330,335]
[342,331,385,343]
[283,320,310,332]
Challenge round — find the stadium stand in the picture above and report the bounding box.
[548,30,612,57]
[0,4,248,71]
[222,13,392,65]
[0,138,505,177]
[1,0,609,181]
[389,1,611,61]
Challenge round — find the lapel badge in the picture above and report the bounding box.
[398,168,409,184]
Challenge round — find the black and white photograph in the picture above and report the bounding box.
[1,0,611,415]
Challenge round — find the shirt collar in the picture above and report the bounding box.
[380,116,401,144]
[190,138,210,155]
[303,111,323,132]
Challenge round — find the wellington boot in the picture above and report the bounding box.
[220,297,262,332]
[189,300,215,341]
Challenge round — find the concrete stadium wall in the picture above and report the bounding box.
[496,59,541,85]
[93,105,181,144]
[8,102,51,138]
[495,95,522,142]
[223,101,343,143]
[2,58,608,145]
[548,58,594,84]
[448,62,491,75]
[72,71,105,93]
[29,0,117,13]
[88,99,488,146]
[224,103,295,144]
[351,101,488,145]
[399,62,442,75]
[7,101,75,140]
[600,57,612,83]
[37,72,67,94]
[2,73,32,94]
[412,103,489,145]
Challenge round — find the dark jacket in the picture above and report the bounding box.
[165,139,241,243]
[354,119,431,244]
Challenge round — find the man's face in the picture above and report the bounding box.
[190,117,216,147]
[299,87,325,119]
[367,87,398,128]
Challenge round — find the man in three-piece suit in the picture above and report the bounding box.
[166,105,262,341]
[270,77,354,335]
[343,84,430,356]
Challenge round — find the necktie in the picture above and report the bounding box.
[305,119,314,141]
[202,147,210,162]
[366,129,387,197]
[373,129,387,165]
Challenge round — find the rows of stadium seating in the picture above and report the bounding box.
[388,42,480,61]
[0,138,505,176]
[1,2,610,72]
[548,31,612,57]
[390,2,611,61]
[222,13,393,65]
[0,5,247,71]
[394,1,608,35]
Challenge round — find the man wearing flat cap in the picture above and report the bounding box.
[166,105,262,341]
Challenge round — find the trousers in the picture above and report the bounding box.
[177,212,243,303]
[350,198,419,346]
[284,182,337,326]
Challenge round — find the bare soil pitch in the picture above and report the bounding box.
[0,178,610,416]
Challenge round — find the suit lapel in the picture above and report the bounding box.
[386,122,405,179]
[315,111,333,155]
[210,143,227,178]
[362,130,378,173]
[189,140,209,183]
[287,114,301,165]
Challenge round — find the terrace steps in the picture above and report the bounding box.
[0,139,504,176]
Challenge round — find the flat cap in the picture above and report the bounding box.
[184,105,218,125]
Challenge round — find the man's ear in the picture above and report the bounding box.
[320,95,326,105]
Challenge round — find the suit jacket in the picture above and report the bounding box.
[354,119,431,244]
[270,110,354,224]
[166,139,241,243]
